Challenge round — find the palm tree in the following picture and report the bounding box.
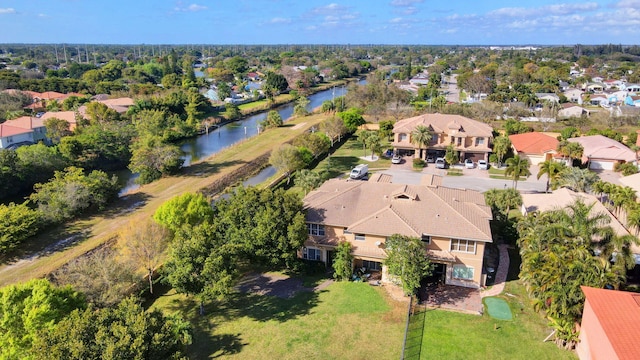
[294,169,322,195]
[492,135,511,168]
[609,185,637,217]
[558,167,599,193]
[410,125,432,160]
[505,155,531,189]
[537,160,566,193]
[557,140,583,167]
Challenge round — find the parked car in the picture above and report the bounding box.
[391,154,402,164]
[477,160,489,170]
[464,159,474,169]
[384,149,393,157]
[426,155,435,163]
[435,157,446,169]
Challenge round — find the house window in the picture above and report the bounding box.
[450,239,476,254]
[362,260,381,271]
[452,265,474,280]
[343,228,352,235]
[457,137,462,146]
[7,136,13,144]
[421,234,431,245]
[307,223,325,236]
[399,133,408,142]
[303,247,322,261]
[475,137,485,146]
[355,234,366,241]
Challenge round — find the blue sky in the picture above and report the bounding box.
[0,1,639,45]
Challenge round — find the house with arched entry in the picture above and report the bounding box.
[392,113,493,163]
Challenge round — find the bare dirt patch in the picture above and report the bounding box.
[236,272,333,299]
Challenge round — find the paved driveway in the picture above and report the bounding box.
[381,158,546,193]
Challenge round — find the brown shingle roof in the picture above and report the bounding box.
[304,179,493,242]
[509,132,559,155]
[392,113,493,138]
[581,286,640,360]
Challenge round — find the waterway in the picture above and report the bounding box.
[118,82,357,195]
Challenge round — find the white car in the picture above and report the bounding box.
[464,159,474,169]
[391,154,402,164]
[435,157,446,169]
[477,160,489,170]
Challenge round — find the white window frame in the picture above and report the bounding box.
[307,223,325,236]
[303,247,322,261]
[450,239,476,254]
[475,137,485,146]
[399,133,408,142]
[421,234,431,245]
[343,228,352,235]
[452,264,474,280]
[354,233,366,241]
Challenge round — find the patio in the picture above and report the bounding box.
[419,283,483,315]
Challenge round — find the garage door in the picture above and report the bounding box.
[464,153,484,162]
[589,160,614,170]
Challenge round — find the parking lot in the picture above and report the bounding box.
[379,155,546,193]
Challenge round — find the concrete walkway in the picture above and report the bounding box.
[481,244,510,298]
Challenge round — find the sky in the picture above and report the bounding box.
[0,0,639,45]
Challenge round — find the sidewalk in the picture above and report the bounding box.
[481,244,509,298]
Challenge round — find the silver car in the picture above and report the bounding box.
[477,160,489,170]
[435,157,446,169]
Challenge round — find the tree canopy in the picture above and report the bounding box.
[384,234,432,295]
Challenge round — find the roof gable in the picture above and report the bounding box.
[509,132,559,155]
[393,113,493,138]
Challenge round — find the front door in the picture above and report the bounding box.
[326,250,335,270]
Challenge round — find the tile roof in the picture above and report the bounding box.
[3,116,44,129]
[568,135,636,162]
[0,124,32,137]
[581,286,640,360]
[40,111,78,124]
[392,113,493,138]
[509,132,559,155]
[304,178,493,242]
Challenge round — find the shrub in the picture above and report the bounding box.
[489,154,498,164]
[617,162,638,176]
[413,158,425,169]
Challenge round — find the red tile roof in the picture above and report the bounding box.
[0,124,32,137]
[581,286,640,360]
[509,132,559,155]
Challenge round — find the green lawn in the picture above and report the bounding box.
[406,281,576,360]
[151,281,405,359]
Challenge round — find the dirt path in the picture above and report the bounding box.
[0,114,328,287]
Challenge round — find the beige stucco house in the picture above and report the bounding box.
[392,113,494,163]
[302,176,493,288]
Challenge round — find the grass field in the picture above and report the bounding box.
[151,280,406,360]
[405,281,576,360]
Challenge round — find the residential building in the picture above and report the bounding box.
[302,177,493,288]
[568,135,636,170]
[508,132,559,165]
[392,113,493,162]
[40,111,79,131]
[577,286,640,360]
[0,116,47,149]
[558,104,590,119]
[535,93,560,103]
[564,88,584,104]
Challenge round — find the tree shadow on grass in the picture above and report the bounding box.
[181,159,244,178]
[101,192,152,219]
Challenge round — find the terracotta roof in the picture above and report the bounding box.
[393,113,493,138]
[304,179,493,242]
[3,116,44,129]
[581,286,640,360]
[509,132,559,155]
[38,91,66,100]
[568,135,636,162]
[0,124,32,137]
[40,111,78,124]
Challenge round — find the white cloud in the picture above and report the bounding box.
[390,0,423,6]
[614,0,640,9]
[390,17,403,23]
[489,2,599,18]
[37,13,49,18]
[269,17,291,24]
[174,2,207,12]
[0,8,16,14]
[312,3,345,14]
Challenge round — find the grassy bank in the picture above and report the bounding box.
[0,112,332,287]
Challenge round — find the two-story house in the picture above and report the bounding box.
[0,116,47,149]
[392,113,494,163]
[302,176,493,288]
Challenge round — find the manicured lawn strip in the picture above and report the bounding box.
[414,282,576,360]
[0,112,332,287]
[151,281,405,359]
